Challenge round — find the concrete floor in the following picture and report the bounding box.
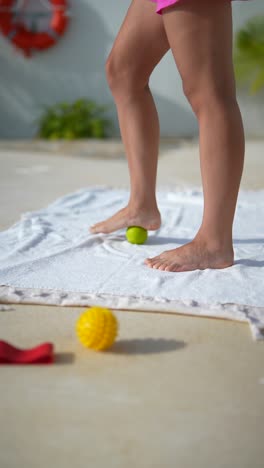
[0,139,264,468]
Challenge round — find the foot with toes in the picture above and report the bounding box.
[144,236,234,272]
[90,204,234,272]
[89,205,161,234]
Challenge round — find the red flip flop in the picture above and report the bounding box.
[0,340,54,364]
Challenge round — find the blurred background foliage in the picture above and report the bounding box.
[37,98,114,139]
[234,15,264,95]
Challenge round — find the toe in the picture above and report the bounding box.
[145,259,157,268]
[157,262,168,271]
[163,261,178,272]
[144,257,156,265]
[151,255,161,262]
[144,258,152,266]
[91,222,109,234]
[89,222,101,232]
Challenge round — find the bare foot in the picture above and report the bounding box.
[89,205,161,234]
[144,236,234,272]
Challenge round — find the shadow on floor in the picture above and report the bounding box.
[234,259,264,267]
[109,338,186,355]
[146,236,264,246]
[54,352,75,365]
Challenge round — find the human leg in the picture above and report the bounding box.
[145,0,244,271]
[90,0,170,234]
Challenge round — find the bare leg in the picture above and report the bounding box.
[89,0,170,234]
[145,0,245,271]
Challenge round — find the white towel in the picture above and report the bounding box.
[0,186,263,340]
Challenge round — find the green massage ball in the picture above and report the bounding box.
[126,226,148,245]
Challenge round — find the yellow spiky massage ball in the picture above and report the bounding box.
[76,306,118,351]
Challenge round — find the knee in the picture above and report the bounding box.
[182,79,236,115]
[105,55,123,89]
[105,54,148,94]
[182,80,199,111]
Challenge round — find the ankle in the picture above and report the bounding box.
[195,228,233,253]
[128,198,159,213]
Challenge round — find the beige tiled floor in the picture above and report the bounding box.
[0,139,264,468]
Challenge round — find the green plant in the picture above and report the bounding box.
[233,16,264,95]
[37,98,114,139]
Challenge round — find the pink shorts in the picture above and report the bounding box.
[149,0,250,15]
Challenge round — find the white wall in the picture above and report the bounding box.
[0,0,263,139]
